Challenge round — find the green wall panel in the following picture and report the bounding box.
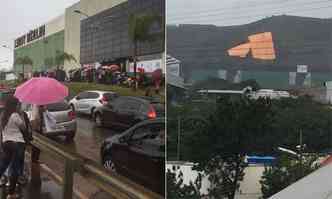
[311,73,332,87]
[190,69,332,89]
[241,71,290,89]
[14,30,65,72]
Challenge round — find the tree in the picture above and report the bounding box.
[15,56,33,78]
[167,102,215,161]
[186,96,276,199]
[55,51,77,70]
[271,96,332,152]
[260,154,319,198]
[128,13,163,88]
[167,167,202,199]
[44,57,54,69]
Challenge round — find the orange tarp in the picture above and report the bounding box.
[227,43,251,58]
[249,32,276,60]
[227,32,276,60]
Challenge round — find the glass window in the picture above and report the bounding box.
[77,92,89,99]
[46,101,70,112]
[131,123,164,140]
[126,99,142,112]
[103,93,118,101]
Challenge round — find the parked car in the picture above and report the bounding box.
[100,118,165,195]
[93,96,165,129]
[22,100,77,141]
[69,91,118,116]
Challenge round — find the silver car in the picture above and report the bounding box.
[22,101,77,142]
[69,91,117,116]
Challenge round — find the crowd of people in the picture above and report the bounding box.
[19,68,67,82]
[19,65,165,96]
[69,67,164,95]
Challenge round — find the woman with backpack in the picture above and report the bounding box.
[0,96,31,199]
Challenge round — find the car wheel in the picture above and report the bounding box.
[90,108,95,119]
[103,155,116,172]
[95,113,103,127]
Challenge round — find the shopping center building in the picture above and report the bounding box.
[13,0,165,75]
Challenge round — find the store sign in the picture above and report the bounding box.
[129,59,162,73]
[297,65,308,73]
[15,25,46,48]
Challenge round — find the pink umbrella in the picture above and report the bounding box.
[109,64,120,71]
[14,77,68,105]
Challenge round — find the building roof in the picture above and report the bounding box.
[197,89,245,94]
[167,73,185,89]
[270,163,332,199]
[166,161,195,166]
[166,55,181,65]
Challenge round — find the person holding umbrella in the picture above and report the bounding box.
[14,77,69,188]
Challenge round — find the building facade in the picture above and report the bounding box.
[14,15,65,74]
[14,0,165,75]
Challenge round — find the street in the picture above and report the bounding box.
[39,115,121,198]
[61,115,119,162]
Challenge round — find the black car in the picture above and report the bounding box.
[93,96,165,129]
[100,118,165,195]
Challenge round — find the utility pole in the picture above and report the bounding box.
[177,116,181,161]
[299,129,303,177]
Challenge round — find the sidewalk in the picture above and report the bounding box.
[0,175,77,199]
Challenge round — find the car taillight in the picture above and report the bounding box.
[99,96,108,105]
[147,105,157,119]
[68,111,76,120]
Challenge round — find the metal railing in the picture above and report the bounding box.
[29,132,164,199]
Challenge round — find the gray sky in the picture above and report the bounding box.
[0,0,79,70]
[167,0,332,26]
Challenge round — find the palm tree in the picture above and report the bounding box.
[128,13,163,89]
[44,57,54,69]
[55,51,77,70]
[15,56,33,78]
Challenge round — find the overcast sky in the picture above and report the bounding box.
[2,0,332,71]
[0,0,78,70]
[167,0,332,26]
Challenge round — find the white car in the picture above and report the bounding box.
[69,90,117,116]
[22,101,77,142]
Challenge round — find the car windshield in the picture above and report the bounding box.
[46,101,70,112]
[131,123,164,140]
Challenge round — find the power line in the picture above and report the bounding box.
[168,0,332,21]
[168,2,332,25]
[167,0,326,16]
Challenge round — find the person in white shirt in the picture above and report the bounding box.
[0,96,27,199]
